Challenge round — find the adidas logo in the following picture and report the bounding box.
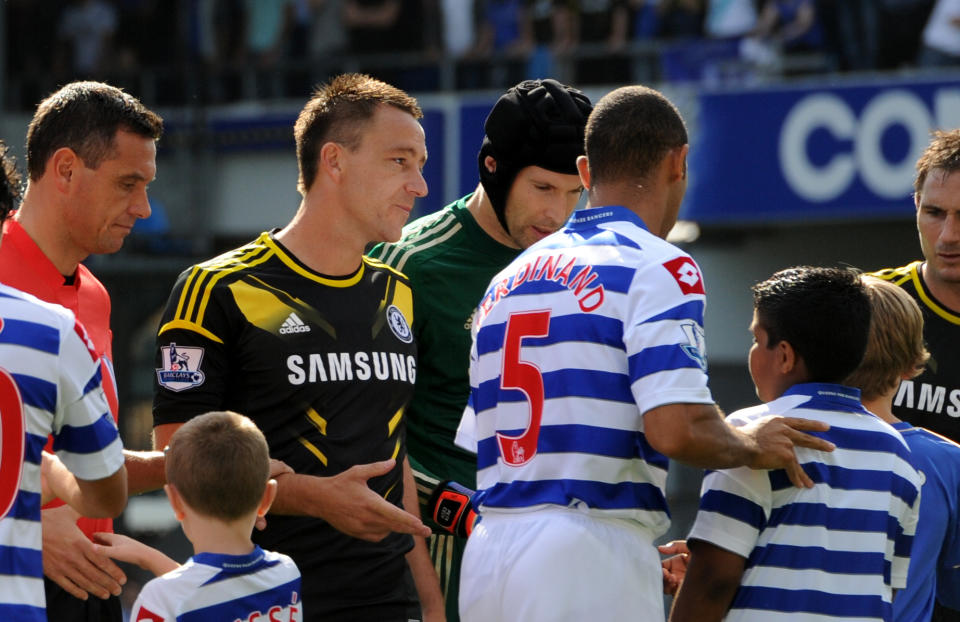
[279,312,311,334]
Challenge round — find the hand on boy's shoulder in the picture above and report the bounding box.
[738,415,835,488]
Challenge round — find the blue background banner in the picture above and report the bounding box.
[684,78,960,224]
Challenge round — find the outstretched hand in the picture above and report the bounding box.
[659,540,690,595]
[309,459,431,542]
[741,415,835,488]
[42,505,126,600]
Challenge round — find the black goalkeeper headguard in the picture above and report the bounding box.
[478,79,592,234]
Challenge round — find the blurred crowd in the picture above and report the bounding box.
[3,0,958,109]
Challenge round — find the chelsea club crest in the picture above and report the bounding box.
[386,305,413,343]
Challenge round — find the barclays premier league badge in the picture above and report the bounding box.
[386,305,413,343]
[156,342,206,391]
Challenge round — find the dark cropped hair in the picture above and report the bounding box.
[26,81,163,181]
[294,73,422,194]
[915,129,960,195]
[165,411,270,521]
[752,266,871,383]
[0,140,21,225]
[584,85,688,187]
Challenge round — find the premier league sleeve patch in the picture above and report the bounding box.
[156,342,206,392]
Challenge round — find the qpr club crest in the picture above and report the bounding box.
[156,342,206,392]
[386,305,413,343]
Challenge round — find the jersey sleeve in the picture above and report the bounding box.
[937,452,960,608]
[52,315,124,481]
[687,464,771,559]
[892,478,920,590]
[152,267,234,427]
[623,251,713,415]
[130,579,173,622]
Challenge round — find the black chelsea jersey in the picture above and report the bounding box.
[153,231,418,620]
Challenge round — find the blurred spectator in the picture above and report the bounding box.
[115,0,176,69]
[524,0,575,78]
[307,0,348,77]
[56,0,118,78]
[873,0,934,69]
[189,0,247,102]
[739,0,823,74]
[659,0,705,38]
[465,0,529,88]
[571,0,632,84]
[440,0,477,58]
[753,0,822,52]
[343,0,403,53]
[4,0,62,108]
[918,0,960,66]
[815,0,877,70]
[242,0,296,69]
[342,0,436,90]
[704,0,757,38]
[630,0,663,39]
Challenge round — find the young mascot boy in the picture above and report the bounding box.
[103,411,302,621]
[846,277,960,621]
[670,266,922,622]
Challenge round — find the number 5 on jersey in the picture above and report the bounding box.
[496,310,550,466]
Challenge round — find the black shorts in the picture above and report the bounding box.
[44,578,122,622]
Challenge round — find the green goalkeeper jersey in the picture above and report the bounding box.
[368,194,520,488]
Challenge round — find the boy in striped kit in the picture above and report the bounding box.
[123,411,302,622]
[0,139,128,621]
[670,267,922,622]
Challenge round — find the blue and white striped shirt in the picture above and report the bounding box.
[689,383,921,622]
[0,284,124,622]
[131,546,302,622]
[457,206,713,536]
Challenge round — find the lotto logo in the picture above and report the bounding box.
[662,257,705,295]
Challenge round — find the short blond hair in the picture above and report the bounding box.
[845,277,929,400]
[165,411,270,521]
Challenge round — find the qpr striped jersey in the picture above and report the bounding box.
[130,546,302,622]
[457,206,713,536]
[0,284,124,622]
[688,383,921,622]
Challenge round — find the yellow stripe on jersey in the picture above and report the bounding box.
[267,236,366,287]
[305,406,328,436]
[298,436,328,466]
[391,438,401,460]
[912,269,960,325]
[171,236,274,327]
[387,406,404,437]
[871,261,919,287]
[157,318,224,344]
[391,279,414,324]
[196,248,276,324]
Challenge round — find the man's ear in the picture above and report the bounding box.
[50,147,80,193]
[484,155,497,174]
[164,483,186,521]
[258,480,279,518]
[576,155,591,190]
[318,142,345,182]
[777,339,796,373]
[667,144,689,183]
